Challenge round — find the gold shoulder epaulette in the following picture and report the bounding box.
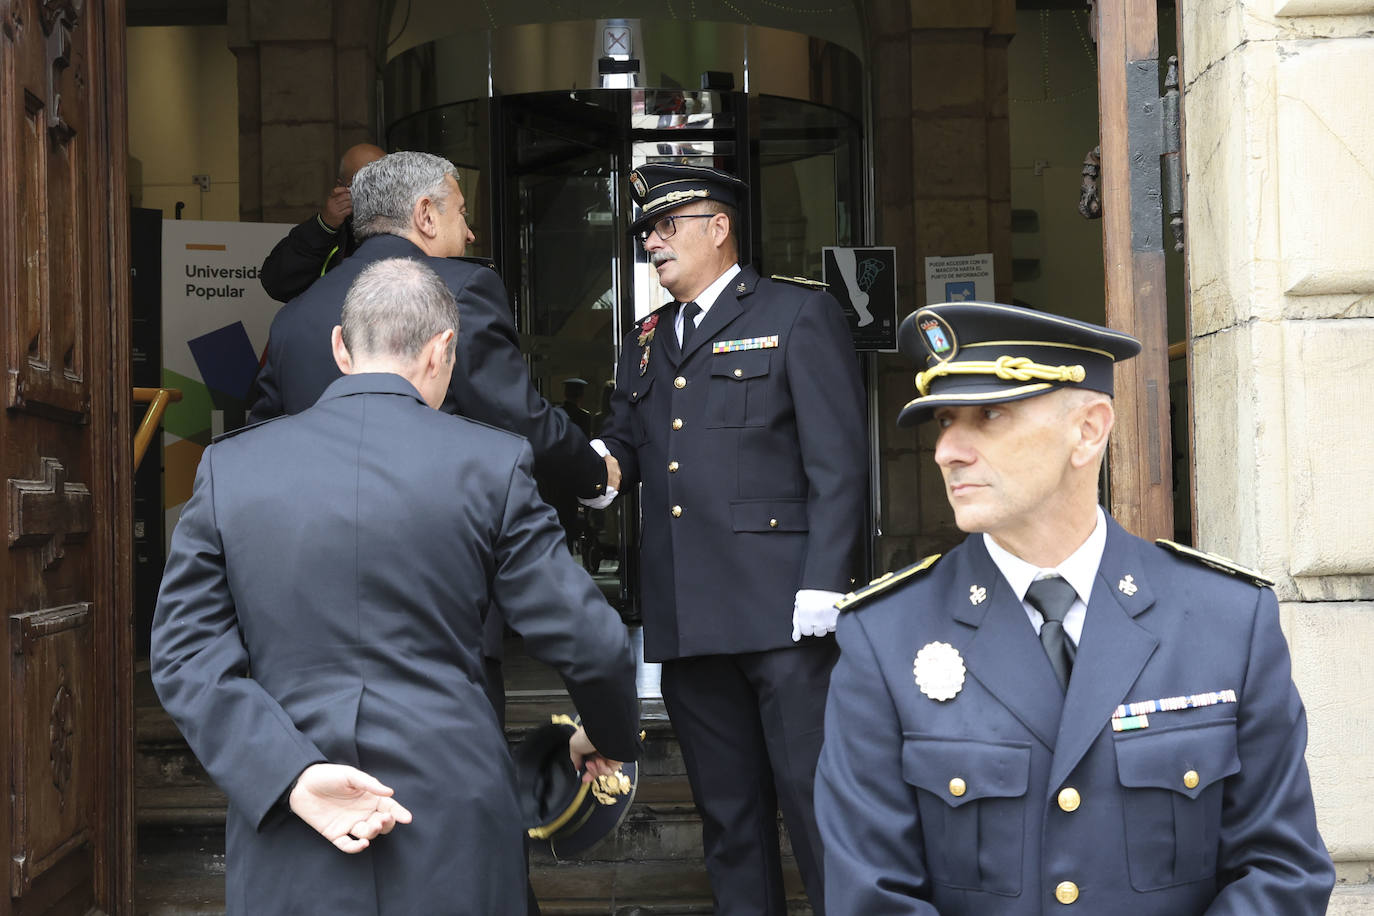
[770,274,829,289]
[836,554,942,612]
[1155,539,1275,588]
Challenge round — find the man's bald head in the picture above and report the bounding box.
[339,144,387,187]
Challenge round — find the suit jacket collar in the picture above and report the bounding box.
[664,264,759,365]
[949,517,1159,759]
[318,372,427,406]
[357,233,427,260]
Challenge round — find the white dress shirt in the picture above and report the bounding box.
[982,506,1107,646]
[674,263,742,344]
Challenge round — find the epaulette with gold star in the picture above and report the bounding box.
[1155,539,1275,588]
[770,274,829,289]
[836,554,943,613]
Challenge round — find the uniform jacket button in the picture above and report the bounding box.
[671,505,682,518]
[948,777,966,797]
[733,368,743,377]
[674,376,686,388]
[1183,769,1200,789]
[1055,881,1079,904]
[769,518,778,528]
[1057,787,1081,812]
[672,418,683,430]
[668,461,679,472]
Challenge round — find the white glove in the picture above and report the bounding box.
[792,589,844,641]
[578,438,618,509]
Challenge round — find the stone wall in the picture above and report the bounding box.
[862,0,1016,571]
[228,0,380,223]
[1181,0,1374,907]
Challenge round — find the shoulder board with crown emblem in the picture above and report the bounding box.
[836,554,943,613]
[1155,539,1275,588]
[770,274,829,289]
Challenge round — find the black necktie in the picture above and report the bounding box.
[680,301,701,350]
[1025,576,1078,691]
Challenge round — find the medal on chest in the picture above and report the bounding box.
[913,641,966,702]
[637,314,660,376]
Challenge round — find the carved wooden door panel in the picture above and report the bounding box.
[1,0,134,913]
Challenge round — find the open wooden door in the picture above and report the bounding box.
[2,1,134,913]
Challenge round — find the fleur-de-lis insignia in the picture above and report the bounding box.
[736,282,747,293]
[969,585,987,605]
[1118,574,1138,596]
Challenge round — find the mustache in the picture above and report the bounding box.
[650,251,677,267]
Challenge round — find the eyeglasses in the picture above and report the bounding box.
[638,213,715,242]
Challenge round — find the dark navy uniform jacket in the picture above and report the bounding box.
[598,266,867,661]
[249,233,606,498]
[152,374,639,915]
[816,515,1333,915]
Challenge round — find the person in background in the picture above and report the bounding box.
[258,142,386,302]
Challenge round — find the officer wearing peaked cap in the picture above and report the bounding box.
[585,162,868,915]
[816,301,1332,915]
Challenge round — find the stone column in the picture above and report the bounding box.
[1182,0,1374,909]
[228,0,380,224]
[863,0,1016,569]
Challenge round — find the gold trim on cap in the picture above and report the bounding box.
[643,189,711,213]
[915,356,1086,397]
[900,382,1053,412]
[528,781,593,839]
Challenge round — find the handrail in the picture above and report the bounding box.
[133,387,183,472]
[1168,341,1186,362]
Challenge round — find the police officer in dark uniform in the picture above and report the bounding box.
[815,302,1333,915]
[588,163,867,915]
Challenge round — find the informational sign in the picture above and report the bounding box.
[923,252,994,305]
[822,246,898,351]
[160,219,292,538]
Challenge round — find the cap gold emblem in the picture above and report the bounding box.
[969,585,987,605]
[913,641,965,702]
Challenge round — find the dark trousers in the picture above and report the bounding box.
[661,638,838,916]
[483,655,541,916]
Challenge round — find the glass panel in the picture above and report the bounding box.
[756,95,862,278]
[631,89,734,129]
[510,121,623,590]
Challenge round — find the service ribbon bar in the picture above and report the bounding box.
[712,335,779,354]
[1111,714,1150,732]
[1112,688,1237,721]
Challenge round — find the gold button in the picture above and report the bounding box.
[769,518,778,528]
[1055,881,1079,904]
[668,461,679,472]
[733,368,743,378]
[671,505,682,518]
[672,418,683,430]
[674,376,686,388]
[948,778,966,797]
[1183,770,1199,789]
[1057,787,1080,812]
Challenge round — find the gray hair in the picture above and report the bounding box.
[341,258,459,362]
[351,151,459,240]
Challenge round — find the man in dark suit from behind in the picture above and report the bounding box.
[152,258,639,916]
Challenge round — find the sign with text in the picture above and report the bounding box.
[822,246,898,351]
[160,219,291,539]
[923,252,994,305]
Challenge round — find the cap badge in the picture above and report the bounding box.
[918,311,958,362]
[913,641,965,702]
[1118,574,1138,596]
[591,771,634,806]
[969,585,987,605]
[630,170,648,199]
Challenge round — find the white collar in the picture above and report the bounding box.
[684,262,742,316]
[983,506,1107,605]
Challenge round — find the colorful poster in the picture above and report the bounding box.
[161,220,291,539]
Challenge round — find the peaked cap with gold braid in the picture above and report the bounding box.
[895,301,1142,427]
[628,162,747,236]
